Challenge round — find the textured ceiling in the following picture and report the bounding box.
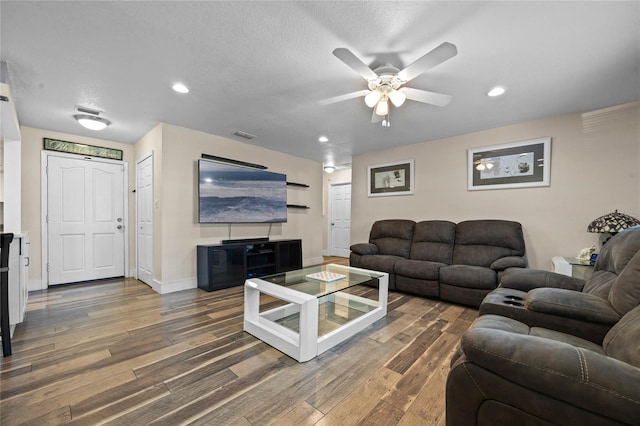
[1,1,639,169]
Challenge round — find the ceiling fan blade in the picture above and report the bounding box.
[371,109,383,123]
[396,42,457,83]
[333,48,379,81]
[319,90,369,106]
[401,87,453,107]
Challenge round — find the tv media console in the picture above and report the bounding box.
[197,239,302,291]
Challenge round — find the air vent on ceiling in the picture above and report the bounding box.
[232,130,256,140]
[582,101,639,134]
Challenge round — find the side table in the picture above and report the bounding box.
[551,256,594,280]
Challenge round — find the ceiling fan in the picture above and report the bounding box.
[322,42,457,125]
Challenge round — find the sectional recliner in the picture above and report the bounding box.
[446,226,640,425]
[479,226,640,343]
[350,219,527,307]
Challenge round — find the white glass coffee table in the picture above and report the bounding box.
[243,264,388,362]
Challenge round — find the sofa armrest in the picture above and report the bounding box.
[349,243,378,256]
[500,268,585,292]
[460,328,640,424]
[490,256,527,271]
[527,288,621,324]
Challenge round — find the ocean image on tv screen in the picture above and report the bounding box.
[199,160,287,223]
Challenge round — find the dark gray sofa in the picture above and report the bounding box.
[446,306,640,425]
[350,219,527,307]
[479,226,640,343]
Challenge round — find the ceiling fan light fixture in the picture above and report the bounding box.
[364,90,382,108]
[74,114,111,131]
[375,98,389,116]
[388,89,406,107]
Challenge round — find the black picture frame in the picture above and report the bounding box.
[367,159,414,197]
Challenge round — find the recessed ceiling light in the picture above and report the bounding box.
[487,87,506,97]
[318,136,329,143]
[172,83,189,94]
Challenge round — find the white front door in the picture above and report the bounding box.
[47,155,125,285]
[329,183,351,257]
[136,154,153,286]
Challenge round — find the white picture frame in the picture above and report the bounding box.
[468,137,551,191]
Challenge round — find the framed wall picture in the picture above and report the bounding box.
[468,137,551,191]
[368,159,414,197]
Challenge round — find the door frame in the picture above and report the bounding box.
[41,151,129,288]
[135,151,153,284]
[327,181,351,257]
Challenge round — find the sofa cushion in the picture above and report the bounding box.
[582,271,616,299]
[440,265,497,290]
[369,219,415,258]
[469,315,605,354]
[526,288,621,324]
[593,226,640,275]
[409,220,456,263]
[603,305,640,368]
[394,259,445,280]
[357,254,404,275]
[608,250,640,316]
[479,288,616,344]
[452,220,525,267]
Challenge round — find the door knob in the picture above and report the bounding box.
[117,225,123,230]
[117,218,123,222]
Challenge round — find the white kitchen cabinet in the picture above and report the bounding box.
[8,233,29,335]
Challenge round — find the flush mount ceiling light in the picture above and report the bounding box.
[487,86,506,97]
[318,135,329,143]
[172,82,189,93]
[74,112,111,131]
[323,166,336,173]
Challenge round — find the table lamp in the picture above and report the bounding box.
[587,209,640,245]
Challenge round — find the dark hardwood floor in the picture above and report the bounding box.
[0,258,477,425]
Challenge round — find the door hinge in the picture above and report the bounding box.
[46,215,49,223]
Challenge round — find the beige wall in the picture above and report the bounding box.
[137,123,324,292]
[351,103,640,271]
[21,123,323,292]
[21,126,136,290]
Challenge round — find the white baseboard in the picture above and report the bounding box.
[322,250,330,256]
[28,278,45,291]
[148,277,197,294]
[304,256,325,267]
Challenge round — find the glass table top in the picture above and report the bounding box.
[257,264,383,298]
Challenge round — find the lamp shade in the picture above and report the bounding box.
[587,210,640,234]
[364,90,382,108]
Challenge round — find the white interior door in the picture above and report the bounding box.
[329,183,351,257]
[47,155,125,285]
[136,154,153,286]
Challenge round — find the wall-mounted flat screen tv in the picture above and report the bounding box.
[198,159,287,223]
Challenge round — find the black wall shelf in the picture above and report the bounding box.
[201,154,267,170]
[286,182,309,188]
[287,204,310,209]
